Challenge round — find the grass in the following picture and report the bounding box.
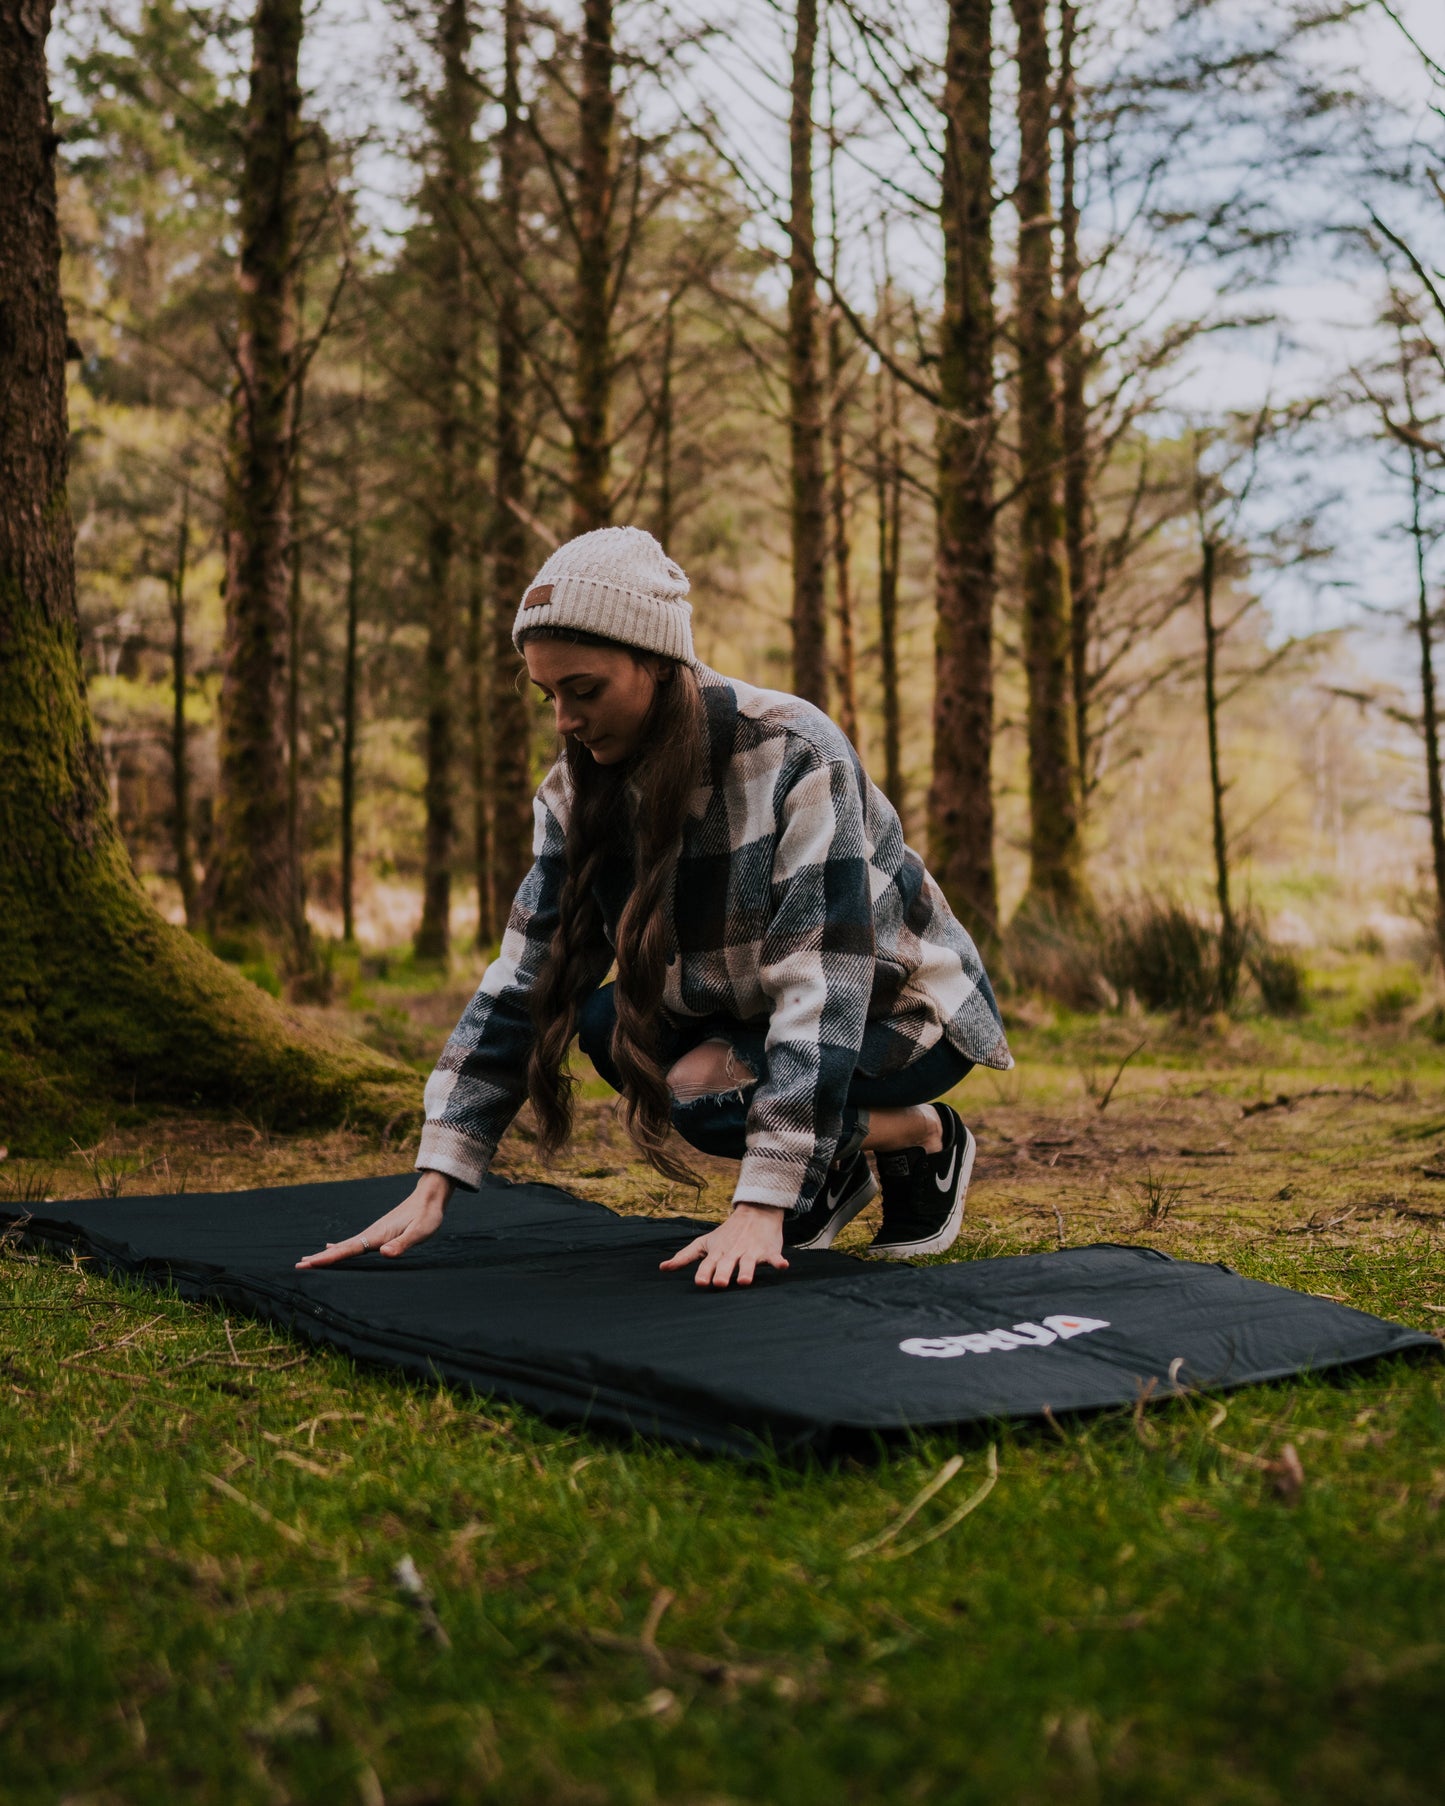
[3,979,1444,1804]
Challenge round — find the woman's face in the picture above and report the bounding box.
[523,639,663,765]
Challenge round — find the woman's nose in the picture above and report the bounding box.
[554,699,582,735]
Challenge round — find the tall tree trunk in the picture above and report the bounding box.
[655,295,675,547]
[1408,444,1445,963]
[874,355,904,810]
[340,508,361,946]
[572,0,614,533]
[285,295,309,953]
[788,0,828,707]
[1011,0,1086,917]
[827,305,860,748]
[488,0,536,939]
[0,0,415,1153]
[1200,534,1237,1000]
[169,483,197,929]
[206,0,303,948]
[927,0,999,947]
[1059,0,1093,798]
[414,0,479,963]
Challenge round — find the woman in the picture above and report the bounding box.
[299,527,1011,1289]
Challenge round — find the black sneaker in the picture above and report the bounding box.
[868,1104,975,1259]
[783,1151,880,1249]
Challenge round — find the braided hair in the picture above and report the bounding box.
[518,627,706,1184]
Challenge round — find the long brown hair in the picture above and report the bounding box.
[519,628,707,1183]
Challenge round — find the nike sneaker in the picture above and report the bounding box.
[782,1151,880,1250]
[868,1103,975,1259]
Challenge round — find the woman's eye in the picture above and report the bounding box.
[571,687,598,701]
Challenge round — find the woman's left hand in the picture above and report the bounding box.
[659,1201,789,1289]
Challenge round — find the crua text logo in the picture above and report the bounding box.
[900,1315,1110,1358]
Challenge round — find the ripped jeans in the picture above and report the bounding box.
[576,983,973,1168]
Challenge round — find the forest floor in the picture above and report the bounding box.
[3,958,1443,1805]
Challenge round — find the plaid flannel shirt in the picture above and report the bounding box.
[417,666,1011,1213]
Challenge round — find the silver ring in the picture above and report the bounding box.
[358,1236,373,1252]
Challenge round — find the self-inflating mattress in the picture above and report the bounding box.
[8,1173,1435,1457]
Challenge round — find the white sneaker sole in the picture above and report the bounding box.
[790,1168,880,1250]
[867,1125,976,1259]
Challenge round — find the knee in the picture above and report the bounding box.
[666,1038,755,1102]
[577,985,616,1064]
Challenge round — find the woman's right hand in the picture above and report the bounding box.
[295,1170,455,1269]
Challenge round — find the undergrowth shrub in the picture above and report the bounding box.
[1005,896,1308,1020]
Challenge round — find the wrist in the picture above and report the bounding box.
[417,1169,455,1206]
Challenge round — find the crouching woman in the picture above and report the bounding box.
[300,527,1012,1288]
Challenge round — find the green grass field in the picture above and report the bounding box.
[3,986,1443,1805]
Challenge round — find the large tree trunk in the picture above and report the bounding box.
[1408,442,1445,964]
[0,0,416,1154]
[1059,0,1094,799]
[572,0,614,533]
[169,484,197,929]
[285,307,309,953]
[488,0,536,938]
[827,305,860,749]
[1200,534,1239,1002]
[927,0,999,949]
[205,0,303,949]
[1011,0,1087,917]
[788,0,828,707]
[414,0,480,963]
[340,504,361,946]
[874,353,904,810]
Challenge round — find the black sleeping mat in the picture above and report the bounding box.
[8,1174,1436,1457]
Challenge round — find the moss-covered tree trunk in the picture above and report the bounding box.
[0,0,417,1153]
[572,0,614,533]
[205,0,303,949]
[927,0,999,950]
[1012,0,1087,918]
[488,0,537,938]
[169,484,198,929]
[788,0,828,708]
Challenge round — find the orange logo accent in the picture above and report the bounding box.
[523,583,554,608]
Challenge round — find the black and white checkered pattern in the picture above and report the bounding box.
[417,667,1011,1212]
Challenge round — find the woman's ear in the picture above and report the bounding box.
[649,656,675,684]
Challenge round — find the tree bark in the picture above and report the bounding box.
[414,0,480,964]
[488,0,536,939]
[572,0,614,533]
[205,0,303,949]
[1200,534,1237,998]
[1011,0,1087,917]
[0,0,416,1153]
[1408,444,1445,962]
[655,296,676,547]
[169,484,197,929]
[1059,0,1094,799]
[340,504,361,946]
[927,0,999,948]
[827,305,860,748]
[788,0,828,708]
[874,355,904,811]
[285,294,309,954]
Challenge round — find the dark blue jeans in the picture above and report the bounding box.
[577,983,973,1166]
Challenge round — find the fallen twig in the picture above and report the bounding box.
[202,1471,319,1553]
[846,1454,964,1559]
[882,1445,999,1560]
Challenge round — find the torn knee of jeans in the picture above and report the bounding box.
[667,1040,755,1103]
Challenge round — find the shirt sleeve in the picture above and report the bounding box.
[414,788,571,1190]
[731,752,875,1214]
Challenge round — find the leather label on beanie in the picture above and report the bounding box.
[523,583,554,608]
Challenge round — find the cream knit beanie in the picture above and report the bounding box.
[511,525,695,665]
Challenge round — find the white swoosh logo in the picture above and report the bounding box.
[934,1146,958,1191]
